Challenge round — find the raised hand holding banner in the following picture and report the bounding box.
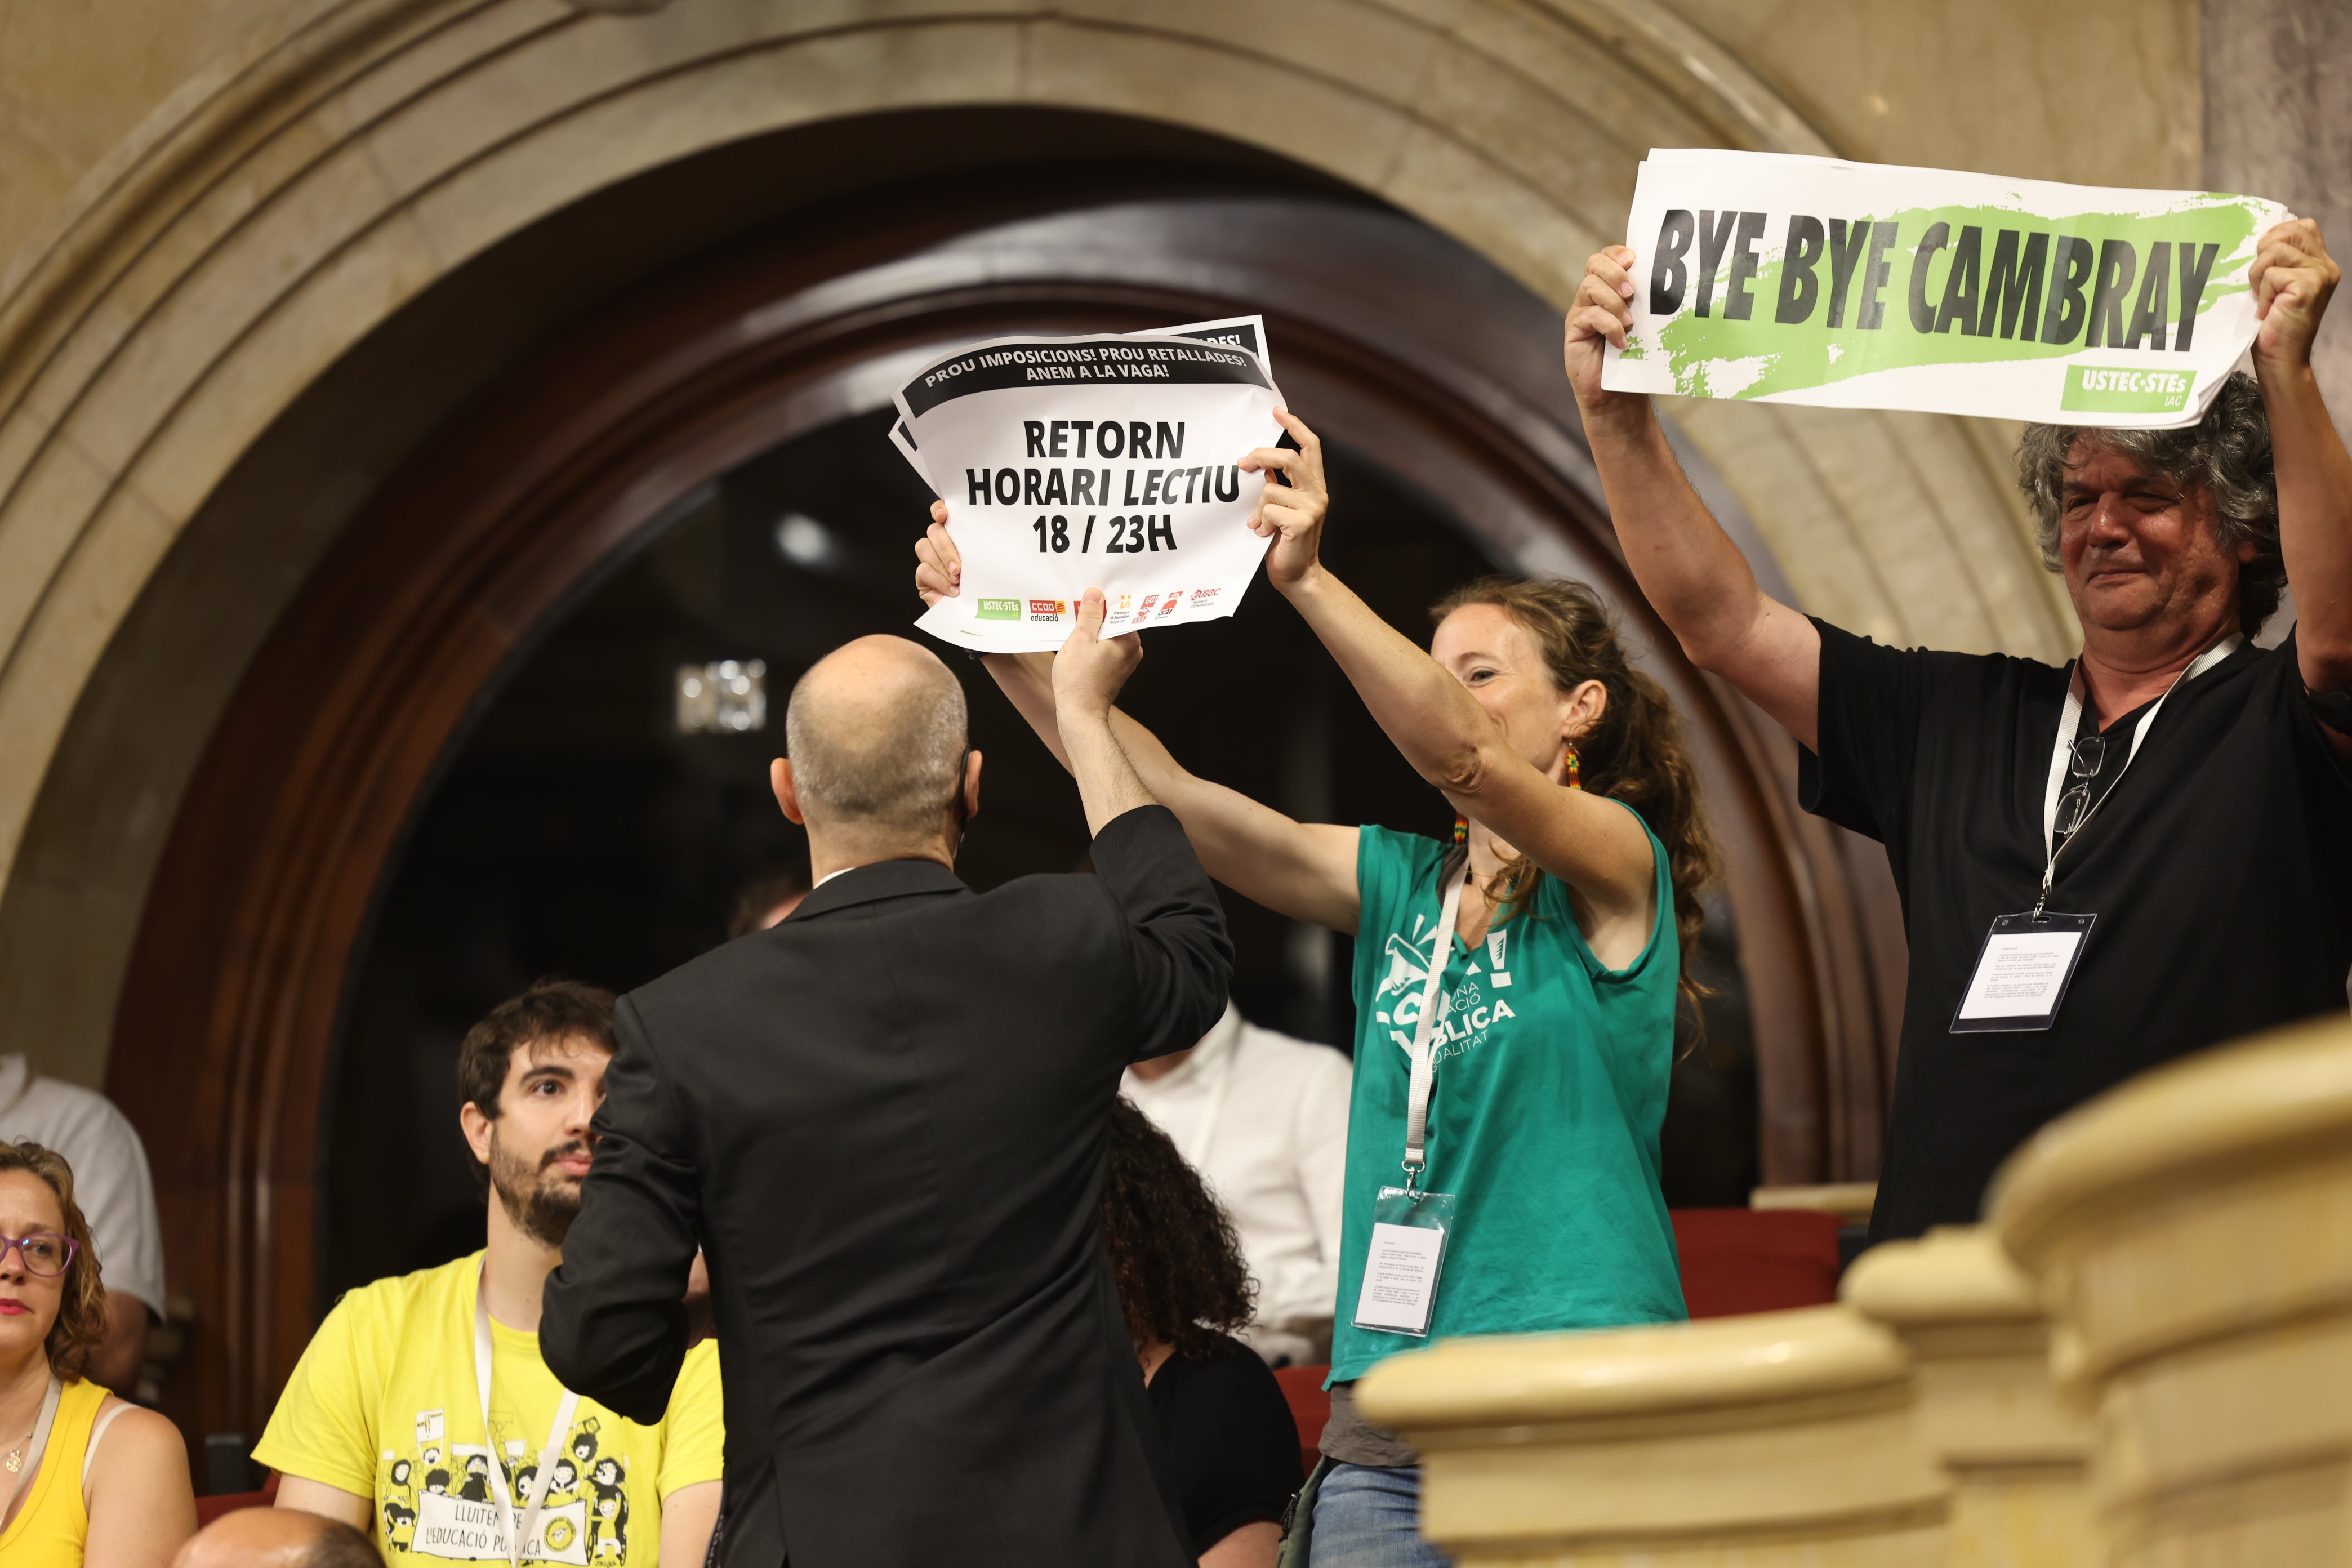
[1601,149,2287,427]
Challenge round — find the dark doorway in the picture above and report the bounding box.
[326,406,1760,1302]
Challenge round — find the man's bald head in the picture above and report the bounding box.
[785,636,969,839]
[174,1508,380,1568]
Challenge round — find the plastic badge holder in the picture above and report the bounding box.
[1351,1186,1456,1338]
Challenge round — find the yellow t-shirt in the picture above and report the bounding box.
[255,1253,723,1566]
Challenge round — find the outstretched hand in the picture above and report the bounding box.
[1239,409,1329,592]
[1053,588,1143,721]
[2252,218,2338,370]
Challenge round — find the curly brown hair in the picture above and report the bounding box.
[1429,576,1725,1027]
[1098,1098,1255,1361]
[0,1141,108,1382]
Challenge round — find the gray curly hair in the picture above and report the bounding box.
[2016,371,2282,635]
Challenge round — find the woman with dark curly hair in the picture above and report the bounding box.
[1100,1098,1303,1567]
[0,1141,194,1565]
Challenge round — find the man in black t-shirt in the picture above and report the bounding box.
[1563,218,2352,1241]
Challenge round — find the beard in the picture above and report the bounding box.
[488,1133,586,1249]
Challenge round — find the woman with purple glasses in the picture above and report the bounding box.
[0,1140,193,1565]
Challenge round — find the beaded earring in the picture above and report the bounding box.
[1452,813,1469,847]
[1566,743,1583,791]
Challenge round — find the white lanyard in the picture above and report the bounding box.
[2035,635,2240,912]
[1396,858,1469,1188]
[474,1267,579,1568]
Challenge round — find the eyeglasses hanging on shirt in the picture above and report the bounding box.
[2050,731,2105,849]
[2049,689,2163,854]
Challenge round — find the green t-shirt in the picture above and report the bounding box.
[1329,820,1687,1384]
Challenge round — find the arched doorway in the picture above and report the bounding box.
[97,125,1901,1443]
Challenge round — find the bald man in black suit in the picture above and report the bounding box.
[542,593,1230,1568]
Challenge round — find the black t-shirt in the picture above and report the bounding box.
[1803,621,2352,1242]
[1147,1341,1304,1554]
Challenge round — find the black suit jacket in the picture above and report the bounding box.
[542,806,1232,1568]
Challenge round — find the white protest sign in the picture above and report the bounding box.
[897,323,1283,653]
[1602,149,2287,427]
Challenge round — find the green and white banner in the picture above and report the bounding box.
[1601,149,2287,427]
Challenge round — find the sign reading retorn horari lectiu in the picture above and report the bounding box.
[1601,149,2289,428]
[898,322,1284,654]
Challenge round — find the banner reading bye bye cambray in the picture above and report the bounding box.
[1601,150,2288,428]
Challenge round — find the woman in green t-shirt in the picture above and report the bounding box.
[916,411,1720,1567]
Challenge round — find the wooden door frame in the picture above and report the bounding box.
[108,177,1901,1442]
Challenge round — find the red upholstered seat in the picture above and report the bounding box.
[1672,1208,1845,1318]
[193,1470,279,1527]
[1272,1364,1331,1478]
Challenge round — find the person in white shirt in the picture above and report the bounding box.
[1121,1004,1350,1366]
[0,1055,166,1393]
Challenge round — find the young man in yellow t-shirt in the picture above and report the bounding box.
[257,982,724,1565]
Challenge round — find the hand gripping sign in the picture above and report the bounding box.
[897,323,1284,653]
[1602,149,2287,428]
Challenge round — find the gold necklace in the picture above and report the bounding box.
[3,1433,29,1473]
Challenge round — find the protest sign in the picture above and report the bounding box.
[898,322,1284,653]
[1601,149,2287,427]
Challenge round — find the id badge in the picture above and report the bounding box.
[1950,911,2095,1033]
[1351,1186,1457,1338]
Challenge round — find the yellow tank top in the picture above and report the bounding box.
[0,1377,109,1565]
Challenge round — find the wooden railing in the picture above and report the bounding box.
[1359,1014,2352,1566]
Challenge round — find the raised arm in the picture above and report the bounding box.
[1051,589,1157,835]
[540,999,700,1424]
[1242,414,1654,921]
[1566,246,1822,749]
[2248,219,2352,740]
[1049,593,1235,1060]
[916,508,1362,933]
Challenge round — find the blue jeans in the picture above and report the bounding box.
[1309,1463,1454,1567]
